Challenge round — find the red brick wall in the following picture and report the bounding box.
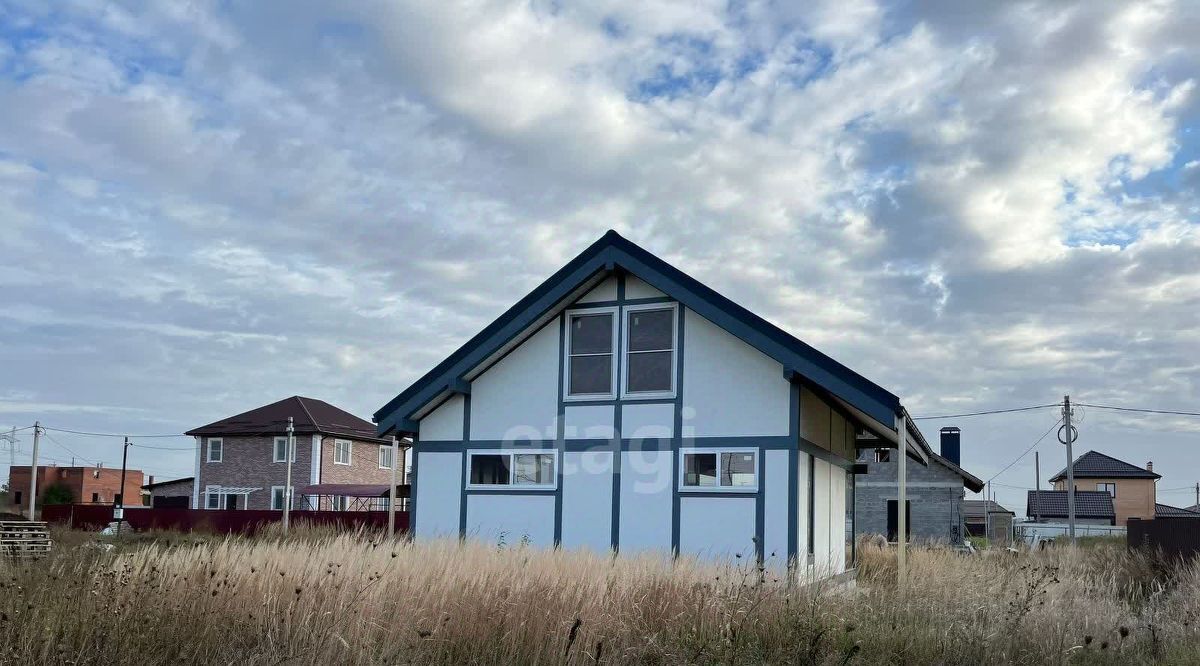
[4,466,144,512]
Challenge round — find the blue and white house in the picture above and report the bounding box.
[375,231,928,575]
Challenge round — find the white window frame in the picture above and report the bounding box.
[334,439,352,466]
[1097,482,1116,497]
[273,436,296,463]
[270,485,293,511]
[332,495,350,511]
[465,449,559,491]
[678,447,759,493]
[205,485,221,509]
[562,307,619,401]
[620,302,678,400]
[206,438,223,463]
[378,445,393,469]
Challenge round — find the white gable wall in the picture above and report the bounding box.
[682,311,790,438]
[470,321,559,442]
[624,275,665,299]
[420,394,464,442]
[619,450,673,552]
[576,275,618,303]
[679,496,756,559]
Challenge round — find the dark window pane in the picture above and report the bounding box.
[627,309,673,351]
[569,354,612,395]
[513,454,554,485]
[721,452,756,487]
[626,350,672,393]
[570,314,613,354]
[683,453,717,487]
[470,454,510,485]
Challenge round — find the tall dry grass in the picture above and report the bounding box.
[1,531,1197,664]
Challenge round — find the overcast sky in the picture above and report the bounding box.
[1,1,1198,512]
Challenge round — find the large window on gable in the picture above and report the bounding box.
[622,304,677,398]
[565,309,617,398]
[680,448,757,491]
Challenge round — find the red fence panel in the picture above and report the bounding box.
[41,505,409,536]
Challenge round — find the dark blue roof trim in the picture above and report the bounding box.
[375,230,901,434]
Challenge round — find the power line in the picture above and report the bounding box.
[40,431,100,467]
[1075,403,1200,418]
[41,425,186,438]
[911,404,1060,420]
[986,416,1064,484]
[130,443,195,451]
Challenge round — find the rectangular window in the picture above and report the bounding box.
[14,491,22,506]
[623,304,677,397]
[205,486,220,510]
[332,495,349,511]
[887,499,912,543]
[207,438,223,463]
[874,449,891,463]
[92,492,99,503]
[271,486,292,511]
[378,446,393,470]
[679,448,757,491]
[565,309,617,398]
[273,436,295,463]
[1097,482,1116,497]
[334,440,352,465]
[467,450,557,489]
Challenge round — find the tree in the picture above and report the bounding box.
[41,482,74,506]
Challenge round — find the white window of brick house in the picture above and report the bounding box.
[378,446,393,469]
[332,495,350,511]
[205,486,220,509]
[270,486,293,510]
[207,438,223,463]
[273,436,296,463]
[334,439,352,465]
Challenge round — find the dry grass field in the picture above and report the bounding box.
[1,527,1198,665]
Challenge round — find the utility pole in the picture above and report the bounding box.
[1034,451,1041,523]
[1061,395,1077,545]
[116,437,130,534]
[896,411,907,590]
[388,435,398,539]
[283,417,295,534]
[27,422,41,519]
[986,480,992,544]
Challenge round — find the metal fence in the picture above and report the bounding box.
[1014,521,1125,544]
[42,504,409,535]
[1127,518,1200,560]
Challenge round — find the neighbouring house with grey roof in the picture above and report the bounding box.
[1027,489,1116,525]
[964,499,1015,545]
[1049,450,1160,526]
[855,427,984,545]
[1154,503,1200,518]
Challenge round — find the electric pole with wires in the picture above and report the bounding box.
[1059,396,1077,545]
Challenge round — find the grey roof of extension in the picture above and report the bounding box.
[963,500,1013,519]
[1048,450,1160,482]
[1026,490,1115,519]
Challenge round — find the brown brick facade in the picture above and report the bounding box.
[196,434,391,511]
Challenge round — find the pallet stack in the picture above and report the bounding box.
[0,521,52,559]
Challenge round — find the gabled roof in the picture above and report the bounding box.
[963,500,1013,519]
[1048,450,1160,482]
[1026,490,1115,519]
[1155,503,1200,518]
[929,452,985,493]
[187,396,388,443]
[374,230,904,440]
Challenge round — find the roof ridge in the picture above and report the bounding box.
[295,395,319,430]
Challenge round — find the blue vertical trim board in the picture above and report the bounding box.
[610,272,625,552]
[756,447,766,566]
[787,381,800,566]
[554,314,567,545]
[807,452,816,562]
[671,306,685,556]
[458,393,472,538]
